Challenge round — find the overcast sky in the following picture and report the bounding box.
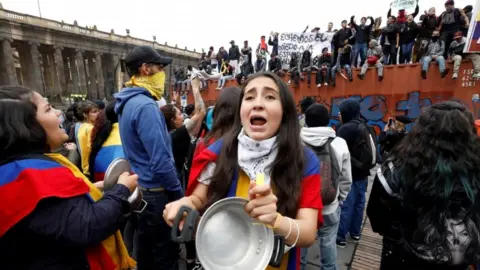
[2,0,474,53]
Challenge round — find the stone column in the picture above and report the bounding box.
[111,54,122,92]
[0,39,17,85]
[41,52,54,97]
[75,49,88,95]
[28,42,44,95]
[87,54,97,99]
[53,46,67,96]
[95,52,105,99]
[69,54,79,94]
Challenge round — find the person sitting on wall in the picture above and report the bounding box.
[420,30,450,80]
[236,55,254,85]
[315,48,333,88]
[268,54,284,77]
[216,59,234,90]
[358,39,384,81]
[300,50,313,87]
[255,54,267,73]
[288,52,301,87]
[332,40,354,87]
[448,31,480,80]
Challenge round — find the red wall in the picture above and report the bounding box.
[177,62,479,133]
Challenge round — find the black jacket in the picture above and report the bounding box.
[379,130,406,157]
[350,16,374,44]
[334,28,353,49]
[337,100,371,180]
[268,36,279,56]
[228,45,241,61]
[268,58,282,72]
[400,21,419,43]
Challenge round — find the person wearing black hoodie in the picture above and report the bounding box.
[350,16,375,67]
[381,16,400,65]
[300,50,313,87]
[413,10,437,63]
[333,20,353,64]
[336,99,374,248]
[399,15,420,64]
[268,54,283,77]
[268,32,279,57]
[463,5,473,36]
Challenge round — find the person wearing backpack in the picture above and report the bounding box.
[300,104,352,270]
[336,99,376,248]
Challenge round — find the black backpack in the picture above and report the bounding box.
[309,138,341,205]
[351,120,377,171]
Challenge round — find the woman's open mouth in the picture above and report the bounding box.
[250,116,267,126]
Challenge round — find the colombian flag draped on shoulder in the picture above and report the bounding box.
[0,153,135,270]
[187,140,223,195]
[187,140,323,270]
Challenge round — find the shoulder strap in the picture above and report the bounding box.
[326,138,341,176]
[376,162,401,199]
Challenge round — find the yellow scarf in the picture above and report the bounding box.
[46,153,136,270]
[125,71,165,100]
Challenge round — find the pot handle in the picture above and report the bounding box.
[171,206,199,243]
[269,235,285,268]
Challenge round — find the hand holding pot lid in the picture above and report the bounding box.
[117,172,139,193]
[244,179,279,228]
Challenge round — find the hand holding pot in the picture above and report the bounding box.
[164,197,196,228]
[245,181,279,227]
[117,172,138,193]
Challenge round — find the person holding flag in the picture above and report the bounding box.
[0,86,137,269]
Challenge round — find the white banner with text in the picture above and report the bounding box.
[278,32,335,68]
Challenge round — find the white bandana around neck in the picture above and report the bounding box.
[237,128,278,184]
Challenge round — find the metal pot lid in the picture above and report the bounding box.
[103,158,131,190]
[195,197,274,270]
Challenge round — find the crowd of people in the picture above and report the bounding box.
[1,1,480,270]
[175,0,478,92]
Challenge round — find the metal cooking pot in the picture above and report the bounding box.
[171,197,284,270]
[103,158,147,213]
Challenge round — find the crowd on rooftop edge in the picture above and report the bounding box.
[1,1,480,270]
[173,0,479,92]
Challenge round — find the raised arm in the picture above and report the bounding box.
[185,78,206,138]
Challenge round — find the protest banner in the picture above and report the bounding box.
[278,31,334,68]
[465,0,480,53]
[391,0,417,11]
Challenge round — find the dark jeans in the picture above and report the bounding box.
[441,30,457,58]
[383,45,398,65]
[316,67,331,84]
[353,43,368,67]
[400,41,414,64]
[337,179,367,242]
[135,190,182,270]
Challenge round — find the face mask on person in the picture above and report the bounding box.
[432,35,439,42]
[126,71,165,100]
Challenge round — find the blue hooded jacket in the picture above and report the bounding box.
[114,87,182,193]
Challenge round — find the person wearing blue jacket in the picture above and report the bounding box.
[114,45,182,270]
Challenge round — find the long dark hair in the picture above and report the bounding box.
[391,101,480,261]
[203,86,241,147]
[161,104,178,132]
[207,72,305,218]
[0,86,48,162]
[88,101,118,179]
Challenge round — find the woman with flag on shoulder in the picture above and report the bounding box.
[163,72,323,269]
[0,86,137,270]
